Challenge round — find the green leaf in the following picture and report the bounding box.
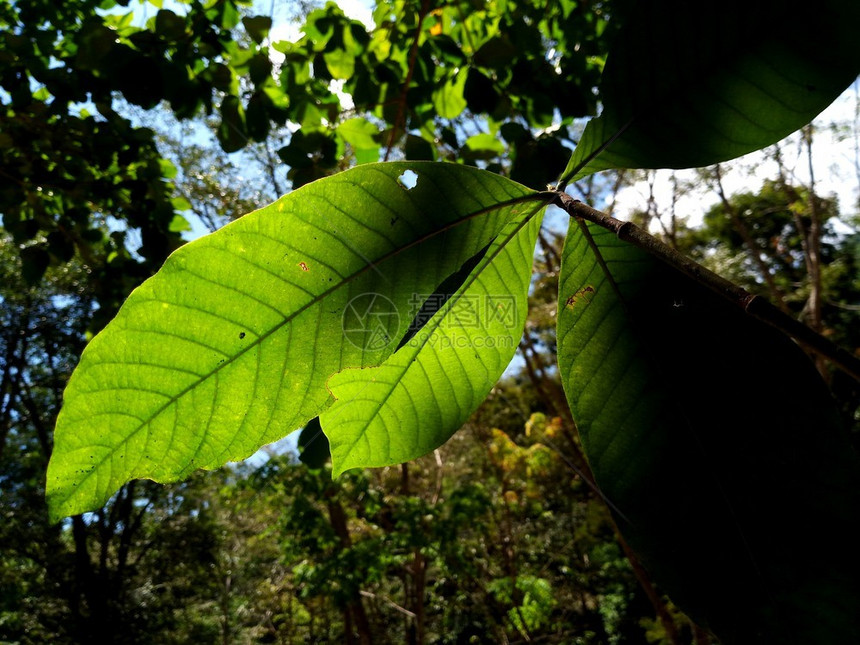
[217,95,246,153]
[168,214,191,233]
[154,9,186,40]
[322,205,543,474]
[560,0,860,184]
[354,147,380,165]
[46,163,543,521]
[242,15,272,44]
[432,68,469,120]
[464,133,505,156]
[556,222,860,641]
[323,48,355,80]
[336,117,379,150]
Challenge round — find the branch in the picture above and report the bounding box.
[359,590,416,619]
[383,0,431,161]
[548,191,860,383]
[709,165,790,312]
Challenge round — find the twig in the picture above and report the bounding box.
[359,590,416,619]
[383,0,431,160]
[548,191,860,382]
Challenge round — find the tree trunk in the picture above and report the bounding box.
[326,490,374,645]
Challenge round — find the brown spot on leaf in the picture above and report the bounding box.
[299,262,309,271]
[566,285,595,309]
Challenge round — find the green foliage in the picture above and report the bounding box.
[5,0,859,641]
[556,221,860,641]
[560,0,860,184]
[693,180,840,307]
[488,575,555,633]
[47,163,546,520]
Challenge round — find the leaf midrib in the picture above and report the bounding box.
[332,198,548,466]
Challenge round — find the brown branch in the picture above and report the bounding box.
[383,0,432,161]
[614,529,684,645]
[549,191,860,382]
[359,590,416,619]
[710,165,791,313]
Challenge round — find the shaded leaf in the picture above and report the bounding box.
[154,9,186,41]
[46,163,543,521]
[404,135,435,161]
[298,417,330,469]
[242,15,272,45]
[21,245,50,285]
[557,222,860,642]
[217,95,246,153]
[560,0,860,184]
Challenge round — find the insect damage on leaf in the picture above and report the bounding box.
[565,285,595,309]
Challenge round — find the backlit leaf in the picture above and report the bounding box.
[432,68,469,119]
[46,163,543,521]
[323,205,544,473]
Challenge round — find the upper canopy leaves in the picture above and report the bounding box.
[46,163,544,521]
[560,0,860,184]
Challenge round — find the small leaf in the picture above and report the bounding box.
[168,214,191,233]
[465,133,505,156]
[242,15,272,44]
[46,163,543,521]
[323,48,355,80]
[21,245,50,285]
[154,9,186,40]
[560,0,860,183]
[473,35,517,70]
[248,52,272,85]
[404,135,435,161]
[557,222,860,641]
[336,117,379,150]
[217,95,246,153]
[298,417,330,469]
[432,68,469,120]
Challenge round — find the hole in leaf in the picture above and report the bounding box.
[397,170,418,190]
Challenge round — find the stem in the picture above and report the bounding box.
[548,191,860,382]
